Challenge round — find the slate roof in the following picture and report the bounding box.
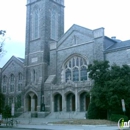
[16,57,25,62]
[104,36,130,52]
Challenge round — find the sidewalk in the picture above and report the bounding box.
[0,118,119,130]
[16,117,68,125]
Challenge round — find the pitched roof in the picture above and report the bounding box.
[105,39,130,52]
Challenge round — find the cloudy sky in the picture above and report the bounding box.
[0,0,130,67]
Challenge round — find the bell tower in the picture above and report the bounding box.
[23,0,64,111]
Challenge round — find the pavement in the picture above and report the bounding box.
[0,118,120,130]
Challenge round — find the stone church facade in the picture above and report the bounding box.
[1,0,130,118]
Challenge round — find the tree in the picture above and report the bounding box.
[0,92,5,114]
[0,30,6,57]
[87,61,130,119]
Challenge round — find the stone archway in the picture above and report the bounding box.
[25,92,38,111]
[80,92,90,111]
[66,92,75,111]
[54,93,62,112]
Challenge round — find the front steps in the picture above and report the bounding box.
[18,111,86,119]
[46,112,86,119]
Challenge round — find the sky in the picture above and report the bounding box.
[0,0,130,67]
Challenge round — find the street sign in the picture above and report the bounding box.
[11,103,15,116]
[121,99,126,112]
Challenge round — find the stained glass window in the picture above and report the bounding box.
[64,56,88,82]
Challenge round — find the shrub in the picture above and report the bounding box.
[87,102,100,119]
[110,114,128,122]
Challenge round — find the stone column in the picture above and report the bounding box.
[62,93,66,112]
[51,94,54,112]
[29,93,35,112]
[75,84,79,112]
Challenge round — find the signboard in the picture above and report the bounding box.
[121,99,126,112]
[11,103,15,116]
[0,114,2,121]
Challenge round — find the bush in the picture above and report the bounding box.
[110,114,128,122]
[87,102,100,119]
[2,105,11,119]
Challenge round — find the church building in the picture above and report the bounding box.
[1,0,130,118]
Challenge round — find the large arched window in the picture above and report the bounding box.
[64,56,88,82]
[32,7,39,39]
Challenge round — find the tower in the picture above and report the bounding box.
[23,0,64,112]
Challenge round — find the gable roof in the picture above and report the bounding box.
[57,24,93,48]
[2,56,24,72]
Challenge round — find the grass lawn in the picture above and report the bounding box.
[52,119,117,125]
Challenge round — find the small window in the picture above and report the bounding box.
[18,84,22,91]
[3,86,6,93]
[18,73,22,81]
[3,75,7,83]
[11,74,15,82]
[10,85,14,92]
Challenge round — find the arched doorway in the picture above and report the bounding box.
[54,93,62,112]
[25,92,38,111]
[66,93,75,111]
[80,92,90,111]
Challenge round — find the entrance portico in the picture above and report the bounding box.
[24,91,38,112]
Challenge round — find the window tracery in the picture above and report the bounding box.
[64,56,88,82]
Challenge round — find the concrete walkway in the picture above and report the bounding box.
[16,117,69,125]
[0,118,119,130]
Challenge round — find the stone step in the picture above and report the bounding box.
[45,112,86,119]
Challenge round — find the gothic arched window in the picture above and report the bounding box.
[32,7,39,39]
[10,74,15,82]
[18,73,22,81]
[64,56,88,82]
[51,10,58,40]
[3,75,7,83]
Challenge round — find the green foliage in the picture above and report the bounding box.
[87,102,100,119]
[15,94,22,110]
[3,105,11,119]
[110,114,128,122]
[88,60,130,119]
[0,92,5,114]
